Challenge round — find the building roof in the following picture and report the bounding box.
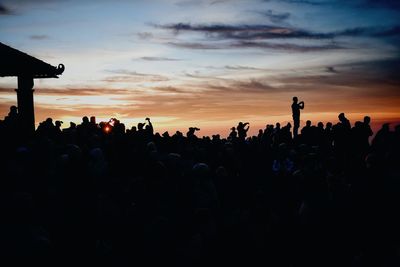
[0,42,64,78]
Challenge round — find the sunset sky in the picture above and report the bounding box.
[1,0,399,137]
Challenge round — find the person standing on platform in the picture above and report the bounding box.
[291,96,304,138]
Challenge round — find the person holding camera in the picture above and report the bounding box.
[291,96,304,138]
[144,117,154,136]
[187,127,200,139]
[237,122,250,141]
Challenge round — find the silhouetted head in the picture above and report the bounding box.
[338,113,346,121]
[90,116,96,124]
[326,122,332,129]
[355,121,363,128]
[382,123,390,131]
[46,118,53,124]
[306,120,311,127]
[82,116,89,124]
[286,122,292,128]
[215,166,228,178]
[146,141,157,153]
[138,123,144,130]
[192,163,210,181]
[317,122,324,128]
[55,120,63,127]
[293,96,298,103]
[231,127,236,131]
[364,116,371,125]
[395,124,400,133]
[9,105,17,115]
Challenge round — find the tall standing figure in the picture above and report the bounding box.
[291,96,304,138]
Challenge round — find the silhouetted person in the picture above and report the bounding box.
[291,96,304,138]
[338,113,351,130]
[272,122,281,145]
[280,122,292,144]
[361,116,373,154]
[3,105,19,134]
[55,120,63,136]
[257,129,263,139]
[372,123,390,155]
[6,105,18,121]
[323,122,333,150]
[351,121,366,160]
[228,127,237,141]
[333,113,352,163]
[237,122,249,141]
[301,120,312,145]
[89,116,99,133]
[144,117,154,138]
[187,127,200,139]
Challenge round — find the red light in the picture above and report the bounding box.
[104,126,111,133]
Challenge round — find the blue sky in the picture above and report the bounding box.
[1,0,399,135]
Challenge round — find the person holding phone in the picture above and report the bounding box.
[291,96,304,138]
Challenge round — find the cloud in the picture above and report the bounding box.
[168,40,343,52]
[257,10,291,23]
[175,0,202,7]
[372,26,400,37]
[231,41,343,51]
[29,34,49,40]
[104,69,169,83]
[281,58,400,89]
[155,23,332,39]
[139,56,182,61]
[362,0,400,9]
[325,66,338,73]
[155,23,400,40]
[0,3,13,15]
[263,0,328,5]
[150,86,191,94]
[37,88,133,96]
[175,0,228,7]
[338,26,400,38]
[167,42,222,49]
[137,32,153,40]
[209,0,230,5]
[0,87,133,96]
[227,79,278,92]
[224,65,264,71]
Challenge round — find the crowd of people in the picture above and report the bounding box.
[1,104,400,266]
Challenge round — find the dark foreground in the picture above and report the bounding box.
[1,113,400,266]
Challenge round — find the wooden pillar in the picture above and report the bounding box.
[16,76,35,134]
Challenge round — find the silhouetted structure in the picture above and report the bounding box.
[0,42,64,135]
